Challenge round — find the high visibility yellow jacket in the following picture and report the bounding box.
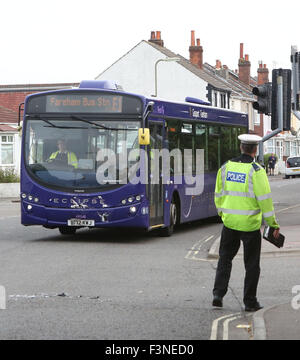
[49,151,78,168]
[214,160,279,232]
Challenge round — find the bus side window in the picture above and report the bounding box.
[167,120,180,175]
[221,127,234,164]
[232,127,239,156]
[180,123,194,174]
[195,124,208,172]
[208,125,221,171]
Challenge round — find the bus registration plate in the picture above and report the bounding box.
[67,219,95,227]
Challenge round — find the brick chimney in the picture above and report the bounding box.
[189,31,203,69]
[257,61,269,85]
[148,31,164,47]
[238,43,251,85]
[216,59,222,69]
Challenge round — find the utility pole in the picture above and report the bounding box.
[257,75,283,164]
[291,46,300,120]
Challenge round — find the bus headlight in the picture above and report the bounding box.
[135,195,141,201]
[121,199,127,205]
[21,193,27,199]
[128,197,134,203]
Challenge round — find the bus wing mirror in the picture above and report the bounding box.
[18,102,24,126]
[138,128,150,145]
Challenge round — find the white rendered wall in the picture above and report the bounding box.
[96,41,208,103]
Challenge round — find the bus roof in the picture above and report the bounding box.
[145,96,248,127]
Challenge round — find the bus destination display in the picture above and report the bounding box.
[46,94,123,113]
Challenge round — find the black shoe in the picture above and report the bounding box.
[245,302,263,312]
[212,296,223,308]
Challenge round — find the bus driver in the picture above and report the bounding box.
[48,139,78,168]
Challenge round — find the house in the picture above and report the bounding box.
[96,31,232,109]
[0,105,19,173]
[0,83,79,174]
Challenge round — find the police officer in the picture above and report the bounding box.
[212,134,280,312]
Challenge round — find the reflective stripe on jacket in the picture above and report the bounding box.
[49,151,78,168]
[214,160,279,232]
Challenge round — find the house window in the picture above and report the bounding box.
[220,93,226,108]
[214,92,218,107]
[254,112,260,125]
[266,139,275,154]
[285,141,291,157]
[0,135,14,165]
[291,141,298,157]
[275,140,283,160]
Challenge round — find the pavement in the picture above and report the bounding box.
[208,225,300,340]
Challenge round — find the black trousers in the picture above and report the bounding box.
[213,225,262,307]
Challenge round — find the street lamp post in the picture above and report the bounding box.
[153,57,180,97]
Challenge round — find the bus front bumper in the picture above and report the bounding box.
[21,201,149,229]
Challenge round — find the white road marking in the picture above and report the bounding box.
[223,315,242,340]
[185,235,214,261]
[276,203,300,214]
[210,312,241,340]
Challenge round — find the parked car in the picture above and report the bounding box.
[285,156,300,179]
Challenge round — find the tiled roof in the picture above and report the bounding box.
[0,124,17,132]
[0,83,79,114]
[0,83,79,92]
[0,105,18,124]
[146,41,232,92]
[203,62,255,101]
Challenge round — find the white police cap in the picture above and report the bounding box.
[238,134,262,145]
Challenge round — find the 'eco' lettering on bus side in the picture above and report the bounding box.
[226,171,246,184]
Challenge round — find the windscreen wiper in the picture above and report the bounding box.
[70,115,138,131]
[28,115,88,129]
[28,115,57,128]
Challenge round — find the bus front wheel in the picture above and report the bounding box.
[59,226,77,235]
[160,198,178,237]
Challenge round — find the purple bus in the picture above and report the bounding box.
[20,80,248,236]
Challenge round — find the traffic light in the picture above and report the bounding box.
[252,83,272,115]
[271,69,292,131]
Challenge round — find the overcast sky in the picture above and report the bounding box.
[1,0,299,85]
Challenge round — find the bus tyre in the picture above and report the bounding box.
[59,226,77,235]
[160,198,178,237]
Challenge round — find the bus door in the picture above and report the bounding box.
[149,122,164,227]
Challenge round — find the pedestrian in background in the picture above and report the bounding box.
[268,153,277,176]
[212,134,280,312]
